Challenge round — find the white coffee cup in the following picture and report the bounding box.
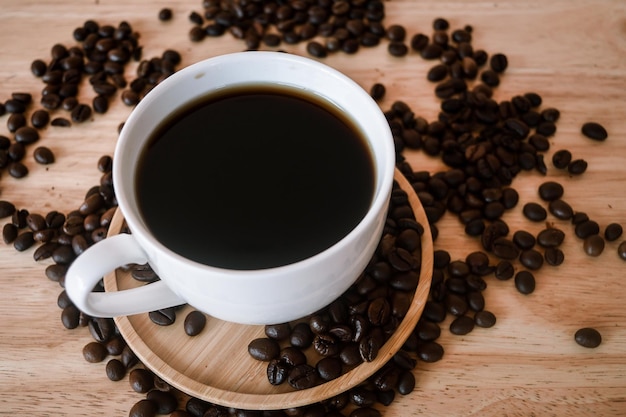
[65,51,395,325]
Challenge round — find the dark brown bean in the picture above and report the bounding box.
[574,327,602,348]
[581,122,608,141]
[105,359,126,381]
[583,235,605,257]
[33,146,55,164]
[184,310,206,336]
[248,338,280,361]
[129,368,155,393]
[83,341,108,363]
[149,307,176,326]
[514,270,536,294]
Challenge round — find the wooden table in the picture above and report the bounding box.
[1,0,625,415]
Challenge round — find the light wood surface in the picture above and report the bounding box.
[1,1,625,416]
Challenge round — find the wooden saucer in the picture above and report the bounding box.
[103,169,433,410]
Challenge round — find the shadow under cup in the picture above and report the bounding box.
[113,51,396,324]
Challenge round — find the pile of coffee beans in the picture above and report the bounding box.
[1,1,623,416]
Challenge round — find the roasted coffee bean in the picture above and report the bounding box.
[52,244,76,264]
[544,247,565,266]
[445,293,468,316]
[538,181,564,201]
[61,304,81,329]
[427,64,448,82]
[121,345,139,369]
[147,390,178,414]
[149,307,176,326]
[549,199,574,220]
[129,368,155,393]
[552,149,572,169]
[316,356,343,381]
[184,310,206,336]
[25,213,46,231]
[450,315,474,335]
[568,159,588,175]
[414,319,441,342]
[158,8,173,21]
[71,103,92,123]
[574,327,602,348]
[572,212,590,225]
[519,249,544,270]
[417,341,444,362]
[267,359,289,386]
[105,358,127,381]
[7,113,26,132]
[422,300,446,322]
[33,146,55,164]
[583,235,605,257]
[288,364,318,390]
[393,369,415,395]
[248,338,280,361]
[604,223,623,241]
[370,83,386,101]
[9,162,28,178]
[89,317,115,342]
[83,341,108,363]
[129,399,157,417]
[618,241,626,260]
[581,122,608,141]
[349,386,378,407]
[279,346,307,367]
[106,335,125,356]
[513,230,536,250]
[307,41,327,58]
[14,126,39,144]
[491,237,519,260]
[51,117,71,127]
[388,41,409,57]
[13,231,35,251]
[263,323,291,340]
[359,328,384,362]
[2,223,18,244]
[474,310,496,328]
[537,227,565,248]
[467,291,485,312]
[290,322,314,348]
[523,202,547,221]
[514,270,536,294]
[575,220,600,239]
[0,200,16,218]
[93,95,109,113]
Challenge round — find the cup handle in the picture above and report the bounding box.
[65,233,186,318]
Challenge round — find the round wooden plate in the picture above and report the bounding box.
[103,169,433,410]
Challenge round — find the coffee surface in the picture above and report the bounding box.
[136,85,375,269]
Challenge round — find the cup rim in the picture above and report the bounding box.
[114,51,395,277]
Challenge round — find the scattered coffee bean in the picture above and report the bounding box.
[537,228,565,248]
[549,199,574,220]
[51,117,71,127]
[33,146,55,164]
[583,235,605,257]
[71,103,92,123]
[581,122,608,141]
[523,202,547,221]
[105,358,126,381]
[552,149,572,169]
[574,327,602,348]
[2,223,18,244]
[129,399,158,417]
[148,307,176,326]
[519,249,544,270]
[183,310,206,336]
[248,338,280,361]
[146,390,178,414]
[575,220,600,239]
[604,223,623,242]
[129,368,155,393]
[514,270,536,294]
[416,341,444,363]
[568,159,588,175]
[158,8,173,21]
[538,181,564,201]
[449,315,474,335]
[474,310,496,328]
[83,341,108,363]
[288,363,318,390]
[544,247,565,266]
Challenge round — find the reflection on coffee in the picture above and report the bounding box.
[136,85,375,270]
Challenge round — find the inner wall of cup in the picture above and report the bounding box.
[115,52,394,263]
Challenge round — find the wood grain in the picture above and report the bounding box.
[1,1,625,416]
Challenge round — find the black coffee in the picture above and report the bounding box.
[136,85,375,270]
